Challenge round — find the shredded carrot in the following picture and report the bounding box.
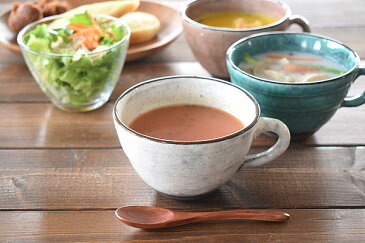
[267,55,321,61]
[282,64,319,73]
[69,23,91,29]
[89,12,98,26]
[67,13,107,50]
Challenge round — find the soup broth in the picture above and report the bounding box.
[240,51,346,83]
[195,11,278,29]
[129,104,244,141]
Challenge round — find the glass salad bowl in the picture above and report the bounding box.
[17,13,130,112]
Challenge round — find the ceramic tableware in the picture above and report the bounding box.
[0,0,182,61]
[182,0,310,78]
[125,0,182,61]
[227,32,365,138]
[113,76,290,199]
[17,14,130,112]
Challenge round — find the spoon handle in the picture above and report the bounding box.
[182,210,290,222]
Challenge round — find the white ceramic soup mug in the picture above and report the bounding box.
[113,76,290,199]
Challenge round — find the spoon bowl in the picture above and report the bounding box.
[116,206,174,225]
[115,206,290,229]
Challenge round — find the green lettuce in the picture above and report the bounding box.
[69,12,93,25]
[23,14,128,107]
[309,65,345,75]
[243,53,256,64]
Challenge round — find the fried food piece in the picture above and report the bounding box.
[38,0,54,7]
[121,11,160,44]
[7,0,71,32]
[40,0,71,17]
[8,1,43,33]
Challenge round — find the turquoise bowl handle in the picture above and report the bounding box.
[342,67,365,107]
[288,15,311,32]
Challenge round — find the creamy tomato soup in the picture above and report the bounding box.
[129,104,244,141]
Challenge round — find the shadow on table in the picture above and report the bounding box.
[150,180,273,210]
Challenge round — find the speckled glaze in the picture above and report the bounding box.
[227,32,365,137]
[113,76,290,198]
[182,0,310,78]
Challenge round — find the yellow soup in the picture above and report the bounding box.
[195,11,278,29]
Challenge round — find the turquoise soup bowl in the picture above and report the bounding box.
[227,32,365,138]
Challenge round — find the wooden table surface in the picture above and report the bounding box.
[1,0,365,242]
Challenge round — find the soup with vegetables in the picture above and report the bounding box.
[195,11,278,29]
[129,104,244,141]
[240,52,345,83]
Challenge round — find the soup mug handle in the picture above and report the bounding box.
[288,15,311,32]
[341,67,365,107]
[242,117,290,168]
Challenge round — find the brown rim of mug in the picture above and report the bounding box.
[181,0,291,32]
[113,75,260,145]
[226,31,360,85]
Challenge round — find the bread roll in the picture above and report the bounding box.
[49,0,140,29]
[121,11,160,44]
[67,0,139,17]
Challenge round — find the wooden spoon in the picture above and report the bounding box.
[115,206,290,229]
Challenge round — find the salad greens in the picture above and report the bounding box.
[305,65,345,75]
[242,52,256,64]
[23,12,128,107]
[69,12,93,26]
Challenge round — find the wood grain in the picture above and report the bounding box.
[284,0,365,28]
[1,0,365,241]
[0,101,364,148]
[1,209,365,242]
[1,147,364,210]
[0,62,211,103]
